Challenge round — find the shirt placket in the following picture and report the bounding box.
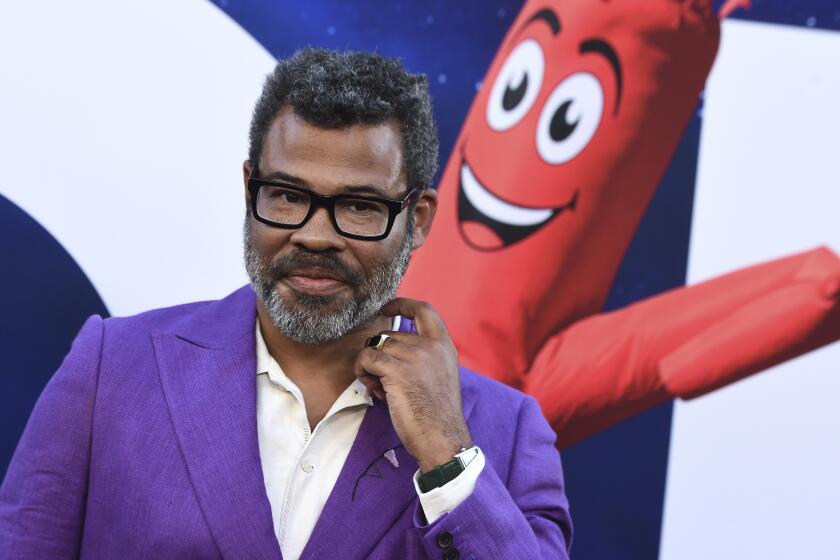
[276,385,314,549]
[276,383,369,549]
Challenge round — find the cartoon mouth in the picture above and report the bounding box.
[457,157,578,251]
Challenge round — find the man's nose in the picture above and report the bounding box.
[289,207,347,252]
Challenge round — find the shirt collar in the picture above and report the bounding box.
[254,316,401,407]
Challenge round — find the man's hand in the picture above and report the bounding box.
[354,298,474,472]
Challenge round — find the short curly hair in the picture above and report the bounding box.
[248,47,439,192]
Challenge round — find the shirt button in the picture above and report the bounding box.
[300,462,314,473]
[436,531,453,549]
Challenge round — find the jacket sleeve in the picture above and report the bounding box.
[0,314,104,559]
[407,395,573,559]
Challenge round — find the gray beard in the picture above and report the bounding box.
[243,215,413,345]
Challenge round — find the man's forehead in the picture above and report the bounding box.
[259,108,406,192]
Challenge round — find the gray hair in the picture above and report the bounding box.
[248,47,439,192]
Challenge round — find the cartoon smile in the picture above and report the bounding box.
[457,155,578,251]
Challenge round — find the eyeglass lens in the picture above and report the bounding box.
[256,185,391,237]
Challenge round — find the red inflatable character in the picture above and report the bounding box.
[400,0,840,448]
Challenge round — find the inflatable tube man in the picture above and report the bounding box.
[400,0,840,448]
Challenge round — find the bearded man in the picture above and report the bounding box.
[0,48,572,560]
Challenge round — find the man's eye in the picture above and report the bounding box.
[339,200,387,216]
[351,202,375,212]
[266,188,305,204]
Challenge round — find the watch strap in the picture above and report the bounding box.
[417,446,477,493]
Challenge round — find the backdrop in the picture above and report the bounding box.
[1,1,838,559]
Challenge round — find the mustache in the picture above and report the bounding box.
[266,250,364,285]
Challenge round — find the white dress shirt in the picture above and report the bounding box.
[254,317,485,560]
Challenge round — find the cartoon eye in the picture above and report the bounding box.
[486,39,544,131]
[536,72,604,164]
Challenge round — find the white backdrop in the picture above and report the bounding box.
[661,20,840,560]
[0,0,275,315]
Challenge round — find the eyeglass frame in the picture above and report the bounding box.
[247,170,419,241]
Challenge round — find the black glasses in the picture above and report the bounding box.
[247,173,418,241]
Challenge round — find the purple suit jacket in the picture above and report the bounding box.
[0,285,572,559]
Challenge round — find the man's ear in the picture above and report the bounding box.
[243,160,253,190]
[410,188,438,250]
[243,160,254,205]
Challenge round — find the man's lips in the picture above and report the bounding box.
[284,268,348,294]
[457,156,578,251]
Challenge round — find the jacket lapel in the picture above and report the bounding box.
[299,315,423,559]
[299,399,417,560]
[153,286,281,560]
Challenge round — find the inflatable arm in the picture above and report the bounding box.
[523,246,840,448]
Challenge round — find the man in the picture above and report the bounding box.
[0,48,572,559]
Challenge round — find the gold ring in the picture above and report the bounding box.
[365,333,392,351]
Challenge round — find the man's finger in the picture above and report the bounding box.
[380,297,447,340]
[364,331,420,347]
[355,373,383,398]
[365,331,425,358]
[354,346,404,381]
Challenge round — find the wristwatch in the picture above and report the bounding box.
[417,446,479,493]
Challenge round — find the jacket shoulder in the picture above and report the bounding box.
[458,366,557,487]
[98,284,255,346]
[102,297,215,336]
[459,366,531,412]
[459,365,545,435]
